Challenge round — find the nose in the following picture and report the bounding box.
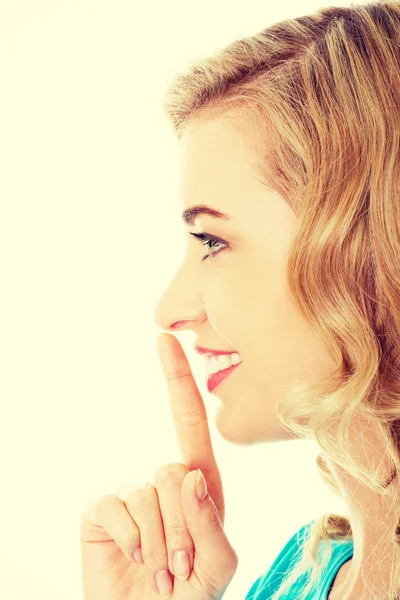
[153,260,206,333]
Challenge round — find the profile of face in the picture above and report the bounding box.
[154,117,337,446]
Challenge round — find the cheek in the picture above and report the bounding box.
[204,257,334,380]
[224,264,334,383]
[203,269,251,330]
[202,258,275,342]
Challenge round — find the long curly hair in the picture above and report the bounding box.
[161,1,400,598]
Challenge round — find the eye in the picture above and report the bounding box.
[189,231,228,262]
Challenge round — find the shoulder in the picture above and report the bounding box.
[244,519,316,599]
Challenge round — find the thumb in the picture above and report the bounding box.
[181,469,239,587]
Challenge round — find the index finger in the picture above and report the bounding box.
[156,332,226,522]
[156,332,218,473]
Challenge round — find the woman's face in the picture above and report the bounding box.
[154,117,336,445]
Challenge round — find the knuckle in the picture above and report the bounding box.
[154,462,188,488]
[80,498,99,525]
[166,524,191,548]
[120,530,139,553]
[95,494,119,518]
[177,409,207,429]
[115,483,145,502]
[208,505,224,532]
[128,486,157,512]
[143,546,165,567]
[226,548,239,572]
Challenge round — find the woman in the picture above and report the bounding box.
[80,1,400,598]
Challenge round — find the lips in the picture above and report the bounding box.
[195,345,240,358]
[206,362,241,393]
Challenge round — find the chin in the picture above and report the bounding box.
[214,407,261,445]
[215,405,299,445]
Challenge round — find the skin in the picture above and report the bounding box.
[153,116,397,599]
[324,417,398,599]
[154,116,336,445]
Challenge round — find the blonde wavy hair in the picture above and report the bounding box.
[162,1,400,598]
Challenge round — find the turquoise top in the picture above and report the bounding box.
[244,519,354,599]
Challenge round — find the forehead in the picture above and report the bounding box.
[179,117,256,171]
[177,116,297,236]
[178,117,262,206]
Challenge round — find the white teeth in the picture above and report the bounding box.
[204,352,242,375]
[231,353,241,366]
[207,356,220,375]
[216,354,231,372]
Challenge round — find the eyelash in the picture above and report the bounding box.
[189,231,228,262]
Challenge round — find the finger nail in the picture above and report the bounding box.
[196,469,208,502]
[155,569,173,598]
[173,549,190,581]
[132,547,143,563]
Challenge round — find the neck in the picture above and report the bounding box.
[323,417,399,599]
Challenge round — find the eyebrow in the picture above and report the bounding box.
[181,204,231,226]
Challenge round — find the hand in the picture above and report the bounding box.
[80,332,239,599]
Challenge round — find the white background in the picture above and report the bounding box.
[0,1,358,598]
